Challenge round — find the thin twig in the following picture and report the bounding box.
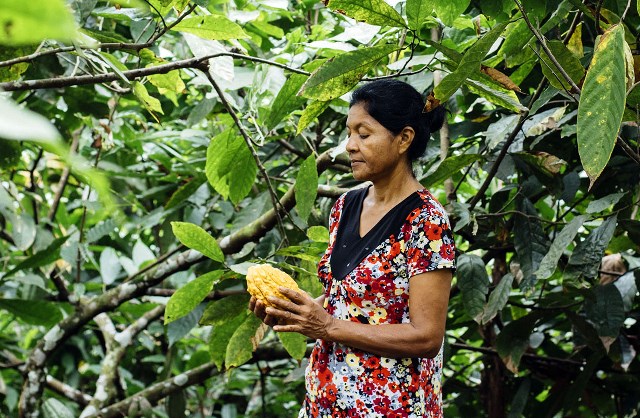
[594,0,605,35]
[48,130,81,222]
[617,135,640,165]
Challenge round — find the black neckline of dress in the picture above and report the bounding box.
[330,186,424,281]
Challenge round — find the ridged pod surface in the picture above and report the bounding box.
[246,264,300,307]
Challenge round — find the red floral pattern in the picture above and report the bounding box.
[299,189,456,418]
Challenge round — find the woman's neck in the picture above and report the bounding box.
[367,165,423,207]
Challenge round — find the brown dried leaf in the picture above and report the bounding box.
[423,91,440,113]
[481,65,522,93]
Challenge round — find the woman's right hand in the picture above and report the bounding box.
[248,296,277,327]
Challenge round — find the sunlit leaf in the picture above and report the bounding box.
[171,222,224,262]
[300,44,399,101]
[0,299,63,327]
[539,40,585,91]
[171,15,248,40]
[225,314,264,367]
[277,332,308,360]
[480,273,514,324]
[327,0,406,28]
[421,154,481,188]
[536,215,586,281]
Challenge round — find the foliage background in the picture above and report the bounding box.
[1,0,640,417]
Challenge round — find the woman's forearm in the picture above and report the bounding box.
[324,318,443,359]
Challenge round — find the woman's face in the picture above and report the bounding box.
[345,103,411,182]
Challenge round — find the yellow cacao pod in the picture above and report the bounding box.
[246,264,300,307]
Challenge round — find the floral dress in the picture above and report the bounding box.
[299,186,456,418]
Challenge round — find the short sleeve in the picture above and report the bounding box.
[326,193,346,248]
[405,204,456,278]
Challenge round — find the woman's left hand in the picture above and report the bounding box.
[265,288,334,340]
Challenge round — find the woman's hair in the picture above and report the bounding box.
[349,79,446,162]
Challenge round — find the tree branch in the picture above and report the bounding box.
[0,53,310,92]
[46,375,92,406]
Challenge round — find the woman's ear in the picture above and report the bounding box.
[398,126,415,154]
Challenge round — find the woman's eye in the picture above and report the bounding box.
[359,134,369,139]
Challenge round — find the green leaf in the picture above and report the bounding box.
[584,284,625,337]
[307,226,330,243]
[171,222,224,262]
[4,235,69,278]
[406,0,434,30]
[456,254,489,322]
[434,21,509,102]
[165,271,224,324]
[434,0,471,26]
[266,73,307,130]
[536,215,586,281]
[585,192,626,214]
[205,129,258,204]
[200,294,251,326]
[421,154,481,188]
[209,312,248,369]
[277,332,308,360]
[565,216,618,281]
[148,70,185,93]
[577,24,626,186]
[465,78,528,113]
[0,299,63,327]
[295,154,318,223]
[225,314,264,367]
[300,44,399,101]
[133,81,164,117]
[480,273,514,324]
[513,199,550,291]
[297,101,331,134]
[171,15,248,40]
[0,0,78,46]
[540,40,585,91]
[496,312,546,373]
[327,0,406,28]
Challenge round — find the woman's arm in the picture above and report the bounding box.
[265,269,452,359]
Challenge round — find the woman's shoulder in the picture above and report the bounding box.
[414,189,450,222]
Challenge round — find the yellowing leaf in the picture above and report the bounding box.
[132,81,163,120]
[577,24,626,187]
[327,0,406,28]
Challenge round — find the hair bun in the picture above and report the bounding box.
[426,105,446,133]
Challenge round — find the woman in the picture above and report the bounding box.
[250,79,456,417]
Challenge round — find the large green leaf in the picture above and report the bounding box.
[299,44,399,101]
[577,24,626,186]
[513,199,550,291]
[421,154,481,188]
[165,271,224,324]
[535,215,586,281]
[456,254,489,322]
[565,216,617,282]
[480,273,514,324]
[205,129,258,204]
[434,21,509,102]
[406,0,434,30]
[496,312,547,373]
[327,0,406,28]
[584,284,625,337]
[225,314,265,367]
[297,101,331,134]
[465,78,528,113]
[171,222,224,262]
[540,40,585,91]
[171,15,248,40]
[295,154,318,223]
[265,74,307,130]
[0,0,78,46]
[0,299,63,327]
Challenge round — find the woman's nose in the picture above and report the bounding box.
[345,134,357,153]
